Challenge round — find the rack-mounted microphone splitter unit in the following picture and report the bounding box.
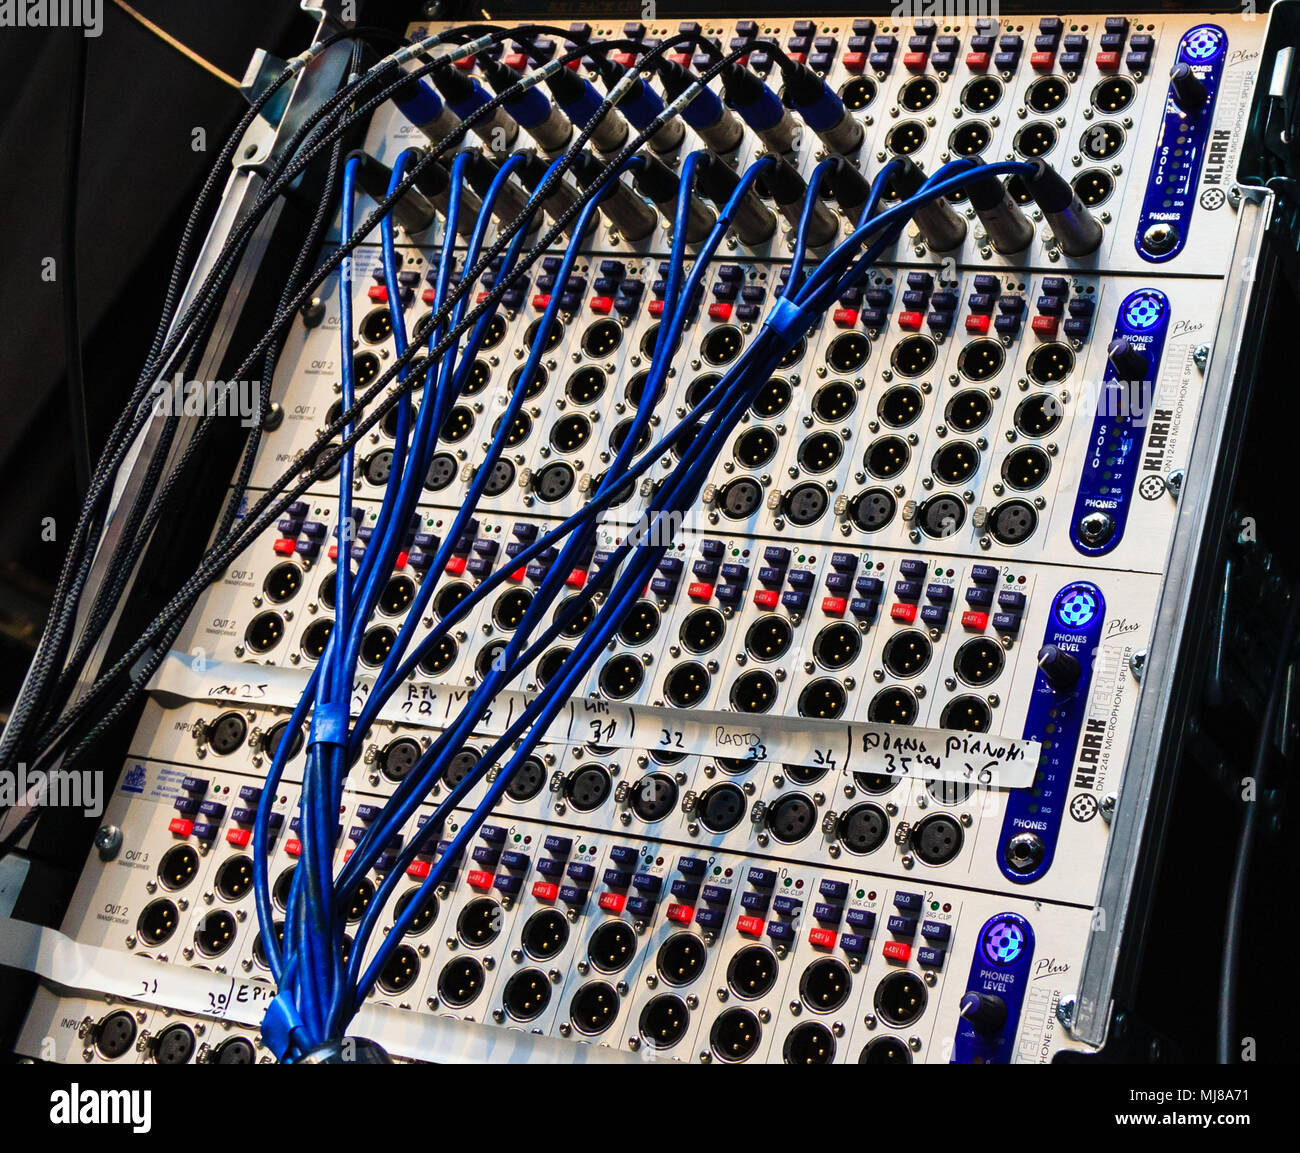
[15,9,1277,1063]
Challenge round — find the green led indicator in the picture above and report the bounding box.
[513,833,521,843]
[857,889,865,899]
[931,900,940,911]
[783,876,792,887]
[578,845,586,854]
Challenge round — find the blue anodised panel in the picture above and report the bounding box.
[952,912,1037,1064]
[1135,24,1228,262]
[1069,287,1171,556]
[997,580,1106,884]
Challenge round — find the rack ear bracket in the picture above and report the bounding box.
[241,49,295,126]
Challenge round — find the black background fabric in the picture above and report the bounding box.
[0,1,315,688]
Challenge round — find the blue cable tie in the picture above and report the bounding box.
[307,702,349,750]
[262,991,308,1062]
[763,295,814,343]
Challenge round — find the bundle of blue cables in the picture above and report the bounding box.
[257,137,1036,1058]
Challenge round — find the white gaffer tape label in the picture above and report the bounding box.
[149,652,1034,790]
[1,918,644,1064]
[150,651,1038,787]
[0,915,273,1026]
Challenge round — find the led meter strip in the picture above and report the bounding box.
[0,918,643,1064]
[149,652,1039,787]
